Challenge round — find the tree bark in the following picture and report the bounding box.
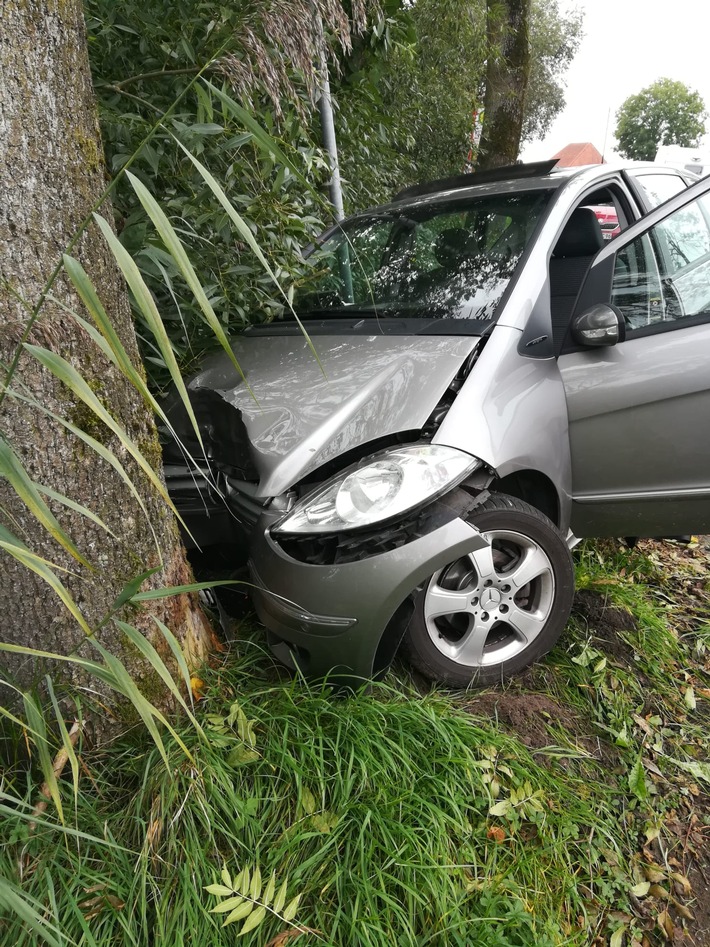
[476,0,531,171]
[0,0,212,729]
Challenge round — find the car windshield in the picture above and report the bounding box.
[294,190,552,321]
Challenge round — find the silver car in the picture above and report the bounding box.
[165,159,710,686]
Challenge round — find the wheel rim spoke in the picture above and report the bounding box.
[467,543,497,583]
[505,604,546,645]
[425,584,471,620]
[453,621,489,665]
[506,543,551,591]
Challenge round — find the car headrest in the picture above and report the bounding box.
[553,207,605,258]
[434,227,471,266]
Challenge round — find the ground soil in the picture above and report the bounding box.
[463,540,710,947]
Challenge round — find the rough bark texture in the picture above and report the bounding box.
[476,0,531,171]
[0,0,212,729]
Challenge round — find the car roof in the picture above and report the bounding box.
[349,160,686,219]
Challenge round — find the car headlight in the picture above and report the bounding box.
[273,444,480,535]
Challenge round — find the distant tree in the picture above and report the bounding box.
[615,78,707,161]
[476,0,532,170]
[342,0,580,202]
[522,0,582,144]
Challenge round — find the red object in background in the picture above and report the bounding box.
[588,204,621,240]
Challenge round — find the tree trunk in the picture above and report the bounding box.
[476,0,531,171]
[0,0,213,729]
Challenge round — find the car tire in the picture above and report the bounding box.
[403,492,574,687]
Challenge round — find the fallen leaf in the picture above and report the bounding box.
[486,825,506,843]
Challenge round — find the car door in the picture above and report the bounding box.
[558,175,710,538]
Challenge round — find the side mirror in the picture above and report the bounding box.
[571,304,626,347]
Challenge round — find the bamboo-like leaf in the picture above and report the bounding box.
[126,170,257,401]
[132,579,241,601]
[88,636,194,764]
[91,212,204,451]
[281,894,302,923]
[107,568,161,619]
[222,901,253,927]
[4,385,163,556]
[24,343,183,526]
[263,871,276,907]
[151,616,199,715]
[54,285,211,489]
[36,483,117,539]
[249,866,262,901]
[204,82,312,192]
[239,905,266,935]
[273,879,288,914]
[23,692,64,824]
[46,677,80,802]
[0,435,91,569]
[173,138,324,377]
[63,254,145,389]
[0,527,92,636]
[113,619,197,724]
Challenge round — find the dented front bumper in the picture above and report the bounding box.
[248,500,488,683]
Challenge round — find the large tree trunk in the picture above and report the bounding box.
[476,0,531,171]
[0,0,212,727]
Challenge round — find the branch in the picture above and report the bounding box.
[103,66,212,91]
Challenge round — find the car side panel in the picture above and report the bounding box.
[560,323,710,536]
[433,324,573,531]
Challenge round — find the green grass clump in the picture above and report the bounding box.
[2,645,631,947]
[3,539,710,947]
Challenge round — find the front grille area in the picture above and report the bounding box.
[224,476,269,531]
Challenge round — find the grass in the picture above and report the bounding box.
[2,538,710,947]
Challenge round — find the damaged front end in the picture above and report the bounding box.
[160,330,491,679]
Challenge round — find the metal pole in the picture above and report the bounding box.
[317,44,346,222]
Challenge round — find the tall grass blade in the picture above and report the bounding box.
[4,385,164,556]
[113,619,201,730]
[22,690,64,823]
[23,344,185,530]
[88,637,194,765]
[46,677,80,802]
[63,254,146,391]
[150,615,196,714]
[174,139,325,375]
[36,483,117,539]
[91,213,205,452]
[0,435,92,569]
[0,880,69,947]
[131,579,240,601]
[126,171,258,401]
[0,527,92,636]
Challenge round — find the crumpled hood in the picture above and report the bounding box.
[187,332,479,496]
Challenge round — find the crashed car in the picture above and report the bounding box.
[164,158,710,687]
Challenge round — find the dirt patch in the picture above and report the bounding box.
[464,692,585,750]
[572,589,641,667]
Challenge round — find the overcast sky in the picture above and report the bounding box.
[521,0,710,162]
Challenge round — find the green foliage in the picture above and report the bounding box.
[615,78,708,161]
[522,0,583,144]
[84,0,339,381]
[206,865,303,932]
[338,0,582,202]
